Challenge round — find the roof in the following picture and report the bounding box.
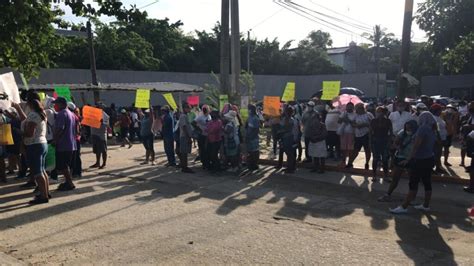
[17,82,204,93]
[327,47,350,55]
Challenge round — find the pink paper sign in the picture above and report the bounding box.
[187,95,199,106]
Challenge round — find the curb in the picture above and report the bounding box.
[259,159,470,186]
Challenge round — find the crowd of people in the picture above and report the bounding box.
[1,90,473,214]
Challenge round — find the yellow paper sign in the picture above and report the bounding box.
[82,106,103,129]
[135,89,151,109]
[321,81,341,100]
[263,96,281,117]
[219,95,228,111]
[38,92,46,101]
[163,93,177,110]
[0,124,14,145]
[240,108,249,122]
[281,82,295,102]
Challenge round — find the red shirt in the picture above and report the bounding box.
[207,119,223,143]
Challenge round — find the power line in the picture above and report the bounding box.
[103,0,160,23]
[306,0,373,28]
[289,1,372,32]
[274,1,356,37]
[249,8,284,31]
[280,1,372,41]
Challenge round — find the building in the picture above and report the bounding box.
[327,42,372,74]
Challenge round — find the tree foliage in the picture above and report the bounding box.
[0,1,63,78]
[416,0,474,73]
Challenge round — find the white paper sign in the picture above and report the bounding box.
[0,72,21,110]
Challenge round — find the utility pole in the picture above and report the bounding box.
[374,25,380,99]
[247,30,251,72]
[87,20,100,103]
[230,0,241,96]
[220,0,231,96]
[398,0,414,99]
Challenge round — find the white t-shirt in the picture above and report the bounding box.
[22,111,47,146]
[435,116,447,141]
[354,112,374,137]
[131,112,139,128]
[325,110,341,132]
[45,108,56,141]
[194,114,211,136]
[339,112,356,134]
[389,111,413,135]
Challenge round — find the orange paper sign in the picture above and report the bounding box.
[263,96,281,117]
[82,106,103,129]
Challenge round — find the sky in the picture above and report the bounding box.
[59,0,428,48]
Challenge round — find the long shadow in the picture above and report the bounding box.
[394,213,457,265]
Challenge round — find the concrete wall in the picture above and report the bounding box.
[1,68,384,106]
[421,74,474,99]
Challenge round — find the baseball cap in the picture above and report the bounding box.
[416,103,427,109]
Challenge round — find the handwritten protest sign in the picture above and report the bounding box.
[281,82,295,102]
[0,72,21,110]
[240,108,249,121]
[263,96,281,117]
[135,89,151,109]
[187,95,199,106]
[219,95,228,111]
[321,81,341,100]
[54,86,71,101]
[38,92,46,102]
[82,106,103,129]
[163,93,177,110]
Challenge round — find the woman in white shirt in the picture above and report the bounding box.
[12,96,50,205]
[346,103,374,169]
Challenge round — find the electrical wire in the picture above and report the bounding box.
[289,1,372,32]
[249,8,284,31]
[274,1,356,36]
[279,1,372,41]
[306,0,373,28]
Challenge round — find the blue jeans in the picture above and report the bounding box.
[163,137,175,164]
[26,143,47,176]
[372,138,389,174]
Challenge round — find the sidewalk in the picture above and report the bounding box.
[257,138,470,185]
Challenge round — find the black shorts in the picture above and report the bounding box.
[120,127,129,139]
[92,135,107,154]
[6,144,20,156]
[142,135,154,151]
[354,134,370,152]
[56,151,73,171]
[443,135,452,147]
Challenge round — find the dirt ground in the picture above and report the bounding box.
[0,142,473,265]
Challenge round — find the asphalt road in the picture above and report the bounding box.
[1,143,473,265]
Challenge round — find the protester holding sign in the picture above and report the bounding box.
[53,97,77,192]
[11,94,50,204]
[90,104,109,169]
[140,108,156,165]
[246,104,260,171]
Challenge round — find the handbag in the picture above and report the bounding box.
[0,124,14,145]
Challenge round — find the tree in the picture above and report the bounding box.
[0,1,63,78]
[416,0,474,73]
[0,0,150,78]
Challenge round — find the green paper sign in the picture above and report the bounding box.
[54,86,72,101]
[219,95,228,111]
